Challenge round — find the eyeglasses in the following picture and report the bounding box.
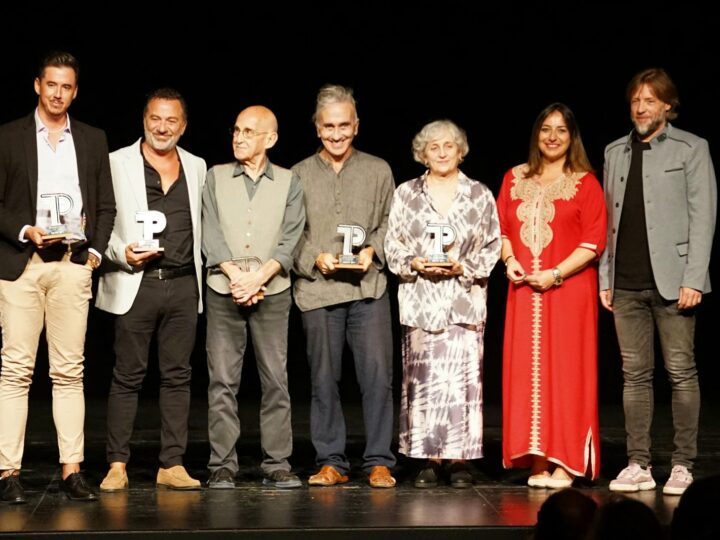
[230,126,269,139]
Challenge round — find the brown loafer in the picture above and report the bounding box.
[308,465,349,486]
[368,465,396,488]
[156,465,201,490]
[100,467,129,492]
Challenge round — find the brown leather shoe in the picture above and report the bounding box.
[156,465,201,491]
[368,465,396,488]
[308,465,349,486]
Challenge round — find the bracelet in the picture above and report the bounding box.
[503,254,515,266]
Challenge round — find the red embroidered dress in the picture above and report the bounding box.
[498,165,607,479]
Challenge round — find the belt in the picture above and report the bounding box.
[143,265,195,280]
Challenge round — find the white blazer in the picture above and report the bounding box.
[96,139,206,315]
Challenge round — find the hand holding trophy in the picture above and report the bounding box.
[425,222,456,267]
[39,193,74,241]
[335,224,366,270]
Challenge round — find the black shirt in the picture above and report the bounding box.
[614,139,656,289]
[142,148,194,270]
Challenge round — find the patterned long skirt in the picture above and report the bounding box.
[398,324,484,459]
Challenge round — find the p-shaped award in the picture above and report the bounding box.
[336,224,366,270]
[133,210,166,252]
[425,222,456,267]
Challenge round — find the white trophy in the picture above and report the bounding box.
[133,210,166,252]
[336,224,366,269]
[425,222,456,267]
[40,192,73,240]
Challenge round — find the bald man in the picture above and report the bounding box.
[202,106,305,489]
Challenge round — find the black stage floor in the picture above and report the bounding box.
[1,399,719,539]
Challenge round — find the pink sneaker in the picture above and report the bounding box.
[663,465,693,496]
[609,463,656,492]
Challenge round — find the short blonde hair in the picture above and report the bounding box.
[412,120,469,165]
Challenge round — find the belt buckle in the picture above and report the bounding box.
[157,268,166,280]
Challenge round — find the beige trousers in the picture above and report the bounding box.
[0,252,93,469]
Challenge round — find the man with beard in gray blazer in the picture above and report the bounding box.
[600,68,716,497]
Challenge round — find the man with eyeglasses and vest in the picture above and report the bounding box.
[202,105,305,489]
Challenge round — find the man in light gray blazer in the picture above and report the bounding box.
[95,89,206,492]
[600,68,717,496]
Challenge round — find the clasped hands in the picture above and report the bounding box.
[222,262,266,306]
[505,258,555,292]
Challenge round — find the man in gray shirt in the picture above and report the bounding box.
[202,105,305,489]
[293,84,396,488]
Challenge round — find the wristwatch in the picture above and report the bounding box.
[551,267,563,286]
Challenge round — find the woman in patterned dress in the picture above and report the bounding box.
[498,103,607,488]
[385,120,500,488]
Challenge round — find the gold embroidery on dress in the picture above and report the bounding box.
[509,165,583,257]
[508,165,584,453]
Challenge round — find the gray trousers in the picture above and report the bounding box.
[206,287,293,475]
[613,288,699,469]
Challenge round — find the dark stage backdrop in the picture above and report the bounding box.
[2,5,719,408]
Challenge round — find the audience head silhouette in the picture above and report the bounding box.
[671,473,720,540]
[534,488,598,540]
[587,495,662,540]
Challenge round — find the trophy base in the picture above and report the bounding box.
[335,263,364,270]
[424,261,453,267]
[132,246,165,253]
[41,233,72,241]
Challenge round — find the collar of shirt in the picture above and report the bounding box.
[624,123,670,153]
[314,147,357,172]
[412,169,473,200]
[34,108,72,135]
[233,160,274,182]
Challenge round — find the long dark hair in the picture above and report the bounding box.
[525,102,592,178]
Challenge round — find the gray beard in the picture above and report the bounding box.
[634,118,663,137]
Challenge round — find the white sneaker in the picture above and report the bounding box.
[663,465,693,496]
[609,463,656,492]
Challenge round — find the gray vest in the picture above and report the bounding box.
[206,162,292,296]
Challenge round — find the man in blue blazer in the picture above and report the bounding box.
[0,51,116,503]
[600,68,717,497]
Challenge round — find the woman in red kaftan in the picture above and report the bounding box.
[498,103,607,489]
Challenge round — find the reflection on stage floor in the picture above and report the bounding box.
[1,399,718,539]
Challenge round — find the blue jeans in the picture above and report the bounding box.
[612,288,699,469]
[301,293,396,474]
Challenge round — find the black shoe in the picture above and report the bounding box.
[60,472,98,502]
[263,469,302,489]
[448,462,473,489]
[1,473,26,504]
[414,462,441,488]
[207,468,236,490]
